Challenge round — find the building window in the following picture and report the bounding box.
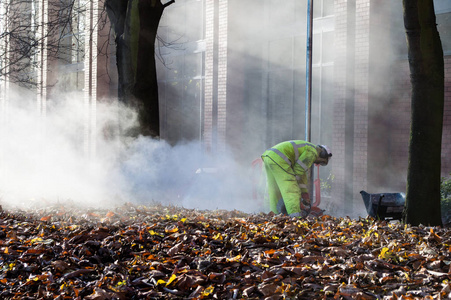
[157,0,205,143]
[58,0,86,92]
[314,0,334,19]
[434,0,451,13]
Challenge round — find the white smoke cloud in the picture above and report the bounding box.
[0,87,260,213]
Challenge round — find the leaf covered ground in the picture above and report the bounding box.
[0,203,450,299]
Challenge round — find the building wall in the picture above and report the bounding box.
[204,0,214,151]
[217,0,228,152]
[202,0,228,153]
[331,0,451,217]
[331,0,375,217]
[331,0,351,214]
[390,56,451,182]
[352,0,370,213]
[388,60,411,189]
[444,56,451,176]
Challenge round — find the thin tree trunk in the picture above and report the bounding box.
[403,0,444,226]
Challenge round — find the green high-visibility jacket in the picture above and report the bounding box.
[262,140,318,194]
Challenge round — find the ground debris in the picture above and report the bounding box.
[0,202,450,299]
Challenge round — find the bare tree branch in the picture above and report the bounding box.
[0,0,109,88]
[163,0,175,8]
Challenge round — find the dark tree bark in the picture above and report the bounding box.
[105,0,128,101]
[105,0,173,138]
[403,0,444,226]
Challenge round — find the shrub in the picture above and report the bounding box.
[441,174,451,225]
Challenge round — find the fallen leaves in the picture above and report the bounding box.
[0,203,450,299]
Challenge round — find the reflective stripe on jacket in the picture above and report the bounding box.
[262,140,318,192]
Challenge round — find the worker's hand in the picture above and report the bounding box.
[301,192,310,201]
[300,198,311,210]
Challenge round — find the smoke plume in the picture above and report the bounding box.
[0,87,260,213]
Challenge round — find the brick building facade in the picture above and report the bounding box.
[1,0,449,216]
[157,0,451,216]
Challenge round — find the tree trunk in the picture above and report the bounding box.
[105,0,128,101]
[403,0,444,226]
[106,0,167,138]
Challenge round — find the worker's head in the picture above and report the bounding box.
[315,145,332,166]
